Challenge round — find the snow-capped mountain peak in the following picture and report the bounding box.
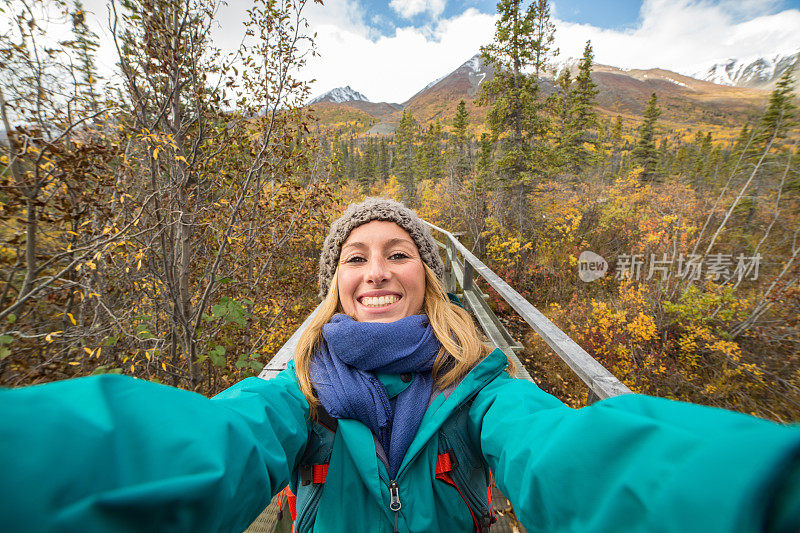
[309,86,369,104]
[465,53,482,73]
[693,51,799,88]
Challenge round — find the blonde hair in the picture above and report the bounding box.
[294,263,500,411]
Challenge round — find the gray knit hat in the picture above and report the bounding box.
[318,198,445,300]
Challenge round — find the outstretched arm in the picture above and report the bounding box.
[0,369,309,532]
[471,374,800,533]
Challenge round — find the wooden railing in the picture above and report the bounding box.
[259,221,632,402]
[424,220,632,402]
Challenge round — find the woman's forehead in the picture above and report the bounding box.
[343,221,417,248]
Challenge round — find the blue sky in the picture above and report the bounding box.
[360,0,646,32]
[352,0,800,34]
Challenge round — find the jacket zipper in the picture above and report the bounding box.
[383,353,506,531]
[389,479,401,532]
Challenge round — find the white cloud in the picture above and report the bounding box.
[553,0,800,74]
[389,0,446,20]
[303,0,800,104]
[303,7,495,103]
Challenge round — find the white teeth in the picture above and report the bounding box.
[361,295,399,307]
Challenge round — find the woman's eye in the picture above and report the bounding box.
[390,252,409,260]
[346,256,366,263]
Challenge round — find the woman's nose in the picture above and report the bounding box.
[365,257,389,284]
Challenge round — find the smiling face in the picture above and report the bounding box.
[337,220,426,323]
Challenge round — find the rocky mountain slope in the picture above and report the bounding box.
[308,53,776,136]
[692,51,799,88]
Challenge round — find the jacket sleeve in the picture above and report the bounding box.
[469,373,800,533]
[0,368,309,533]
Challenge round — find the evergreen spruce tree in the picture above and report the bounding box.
[422,121,444,182]
[729,123,756,174]
[361,138,377,190]
[733,123,751,154]
[692,132,713,186]
[530,0,558,78]
[633,92,661,181]
[452,100,469,147]
[552,67,573,169]
[568,41,599,173]
[395,110,418,205]
[451,100,472,180]
[355,147,371,192]
[70,0,101,113]
[759,67,797,143]
[477,133,494,181]
[473,133,495,255]
[378,138,390,182]
[347,138,357,181]
[478,0,553,189]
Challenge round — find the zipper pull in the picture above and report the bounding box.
[389,480,402,511]
[390,480,401,533]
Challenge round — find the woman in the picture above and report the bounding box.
[284,198,503,531]
[2,198,800,532]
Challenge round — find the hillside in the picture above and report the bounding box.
[592,66,766,125]
[308,55,772,138]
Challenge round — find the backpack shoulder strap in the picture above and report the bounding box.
[315,404,339,433]
[437,398,495,532]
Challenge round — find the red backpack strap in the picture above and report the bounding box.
[435,450,496,532]
[435,450,483,531]
[287,486,297,522]
[436,450,457,476]
[300,463,329,485]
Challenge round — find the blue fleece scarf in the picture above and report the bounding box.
[310,313,442,479]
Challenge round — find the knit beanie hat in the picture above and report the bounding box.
[318,198,445,300]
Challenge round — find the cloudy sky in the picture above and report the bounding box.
[54,0,800,103]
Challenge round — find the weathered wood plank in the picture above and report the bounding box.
[462,287,533,381]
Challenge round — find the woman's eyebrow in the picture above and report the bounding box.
[384,237,415,248]
[342,238,415,251]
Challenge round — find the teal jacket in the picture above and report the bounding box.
[1,348,799,532]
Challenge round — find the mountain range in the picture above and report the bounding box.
[693,51,800,88]
[308,51,799,136]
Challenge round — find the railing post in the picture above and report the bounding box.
[446,240,457,294]
[586,389,600,405]
[463,260,474,293]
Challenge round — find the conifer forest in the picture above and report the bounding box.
[1,0,799,422]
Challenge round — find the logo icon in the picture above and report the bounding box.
[578,251,608,282]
